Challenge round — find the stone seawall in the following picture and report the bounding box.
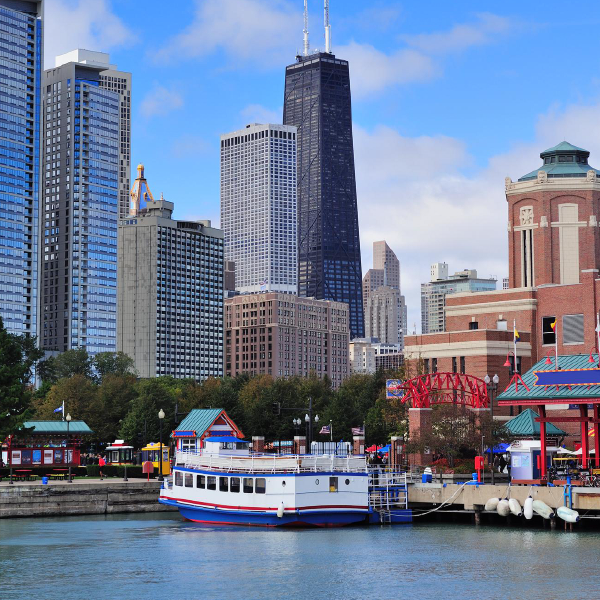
[0,480,177,518]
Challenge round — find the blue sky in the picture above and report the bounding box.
[45,0,600,332]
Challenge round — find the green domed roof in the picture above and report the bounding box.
[518,141,600,181]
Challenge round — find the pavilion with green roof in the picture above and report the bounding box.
[171,408,244,453]
[497,353,600,476]
[503,409,566,439]
[519,141,600,181]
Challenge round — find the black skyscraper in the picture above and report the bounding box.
[284,52,364,339]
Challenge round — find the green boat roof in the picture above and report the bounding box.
[21,420,94,434]
[497,354,600,402]
[518,141,600,181]
[503,408,566,437]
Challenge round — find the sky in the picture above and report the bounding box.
[44,0,600,333]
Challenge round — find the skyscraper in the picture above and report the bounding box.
[55,50,132,219]
[283,11,364,338]
[421,266,497,334]
[41,51,130,355]
[220,123,297,294]
[118,183,224,381]
[0,0,43,337]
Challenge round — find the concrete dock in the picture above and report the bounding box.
[0,478,176,518]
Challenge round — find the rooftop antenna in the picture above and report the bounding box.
[303,0,310,56]
[324,0,331,53]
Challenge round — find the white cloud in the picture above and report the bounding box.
[154,0,300,67]
[170,134,211,159]
[44,0,135,68]
[336,43,436,98]
[140,85,184,118]
[239,104,282,126]
[355,99,600,332]
[402,13,512,54]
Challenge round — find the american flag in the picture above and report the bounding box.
[319,425,330,435]
[351,426,364,435]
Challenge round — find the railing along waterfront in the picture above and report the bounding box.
[175,451,368,474]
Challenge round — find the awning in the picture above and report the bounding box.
[485,443,509,453]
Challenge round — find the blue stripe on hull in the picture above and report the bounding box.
[159,498,367,528]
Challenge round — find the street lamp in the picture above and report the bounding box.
[484,373,500,484]
[158,408,165,482]
[66,413,72,483]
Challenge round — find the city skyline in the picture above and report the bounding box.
[38,0,600,333]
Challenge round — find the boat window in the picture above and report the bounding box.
[207,476,216,490]
[345,479,350,486]
[219,477,229,492]
[197,475,205,489]
[236,443,247,450]
[174,471,183,487]
[185,473,193,488]
[255,478,266,494]
[230,477,240,493]
[243,478,254,493]
[329,477,338,492]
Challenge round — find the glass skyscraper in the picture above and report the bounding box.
[0,0,43,337]
[283,52,364,339]
[41,52,129,355]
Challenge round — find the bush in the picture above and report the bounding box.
[85,464,152,478]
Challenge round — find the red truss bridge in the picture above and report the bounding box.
[386,373,490,409]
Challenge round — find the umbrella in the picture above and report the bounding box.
[378,444,390,455]
[557,447,576,455]
[366,445,383,453]
[484,443,509,453]
[574,447,596,455]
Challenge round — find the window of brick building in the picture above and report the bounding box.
[432,358,438,373]
[469,322,478,330]
[563,314,584,345]
[452,357,457,373]
[424,359,429,374]
[542,316,556,345]
[460,357,465,374]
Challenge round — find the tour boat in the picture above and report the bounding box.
[158,437,369,527]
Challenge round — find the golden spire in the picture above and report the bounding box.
[129,163,155,216]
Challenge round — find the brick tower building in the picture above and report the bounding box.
[405,141,600,435]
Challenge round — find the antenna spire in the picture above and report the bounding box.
[324,0,331,53]
[303,0,310,56]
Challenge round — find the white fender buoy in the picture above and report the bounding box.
[532,499,555,519]
[484,498,500,512]
[277,502,285,518]
[508,498,522,517]
[524,496,534,520]
[556,506,579,523]
[497,499,510,517]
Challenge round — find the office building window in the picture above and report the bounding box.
[542,316,556,345]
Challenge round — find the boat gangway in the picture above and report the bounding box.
[368,467,412,524]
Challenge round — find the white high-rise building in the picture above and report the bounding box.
[220,123,297,294]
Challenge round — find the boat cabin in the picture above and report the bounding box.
[105,440,134,465]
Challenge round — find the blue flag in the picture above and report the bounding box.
[53,406,63,413]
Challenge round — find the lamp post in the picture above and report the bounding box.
[304,413,320,453]
[66,413,72,483]
[158,408,165,482]
[484,374,499,484]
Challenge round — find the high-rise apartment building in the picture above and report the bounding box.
[284,52,364,338]
[365,286,406,347]
[55,50,131,219]
[362,241,406,349]
[118,190,224,380]
[421,266,497,334]
[225,293,349,388]
[40,51,129,355]
[220,123,297,294]
[0,0,43,337]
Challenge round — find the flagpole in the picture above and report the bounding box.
[513,319,518,376]
[596,314,600,362]
[62,400,65,422]
[555,319,559,369]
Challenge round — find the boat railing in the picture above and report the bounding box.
[174,450,368,474]
[368,468,408,511]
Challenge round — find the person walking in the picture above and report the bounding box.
[98,454,106,480]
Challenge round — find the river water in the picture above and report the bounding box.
[1,513,598,600]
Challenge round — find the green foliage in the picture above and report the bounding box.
[93,352,137,381]
[40,348,93,384]
[0,316,43,439]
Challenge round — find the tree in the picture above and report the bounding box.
[119,379,176,446]
[0,316,43,439]
[34,375,98,422]
[406,404,484,467]
[39,348,93,383]
[93,352,136,381]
